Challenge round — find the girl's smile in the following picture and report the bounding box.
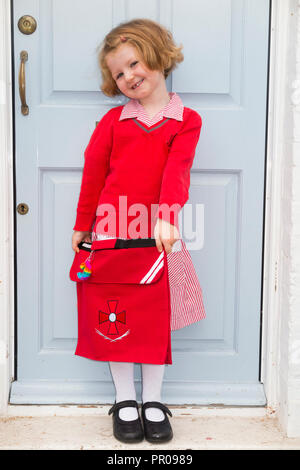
[132,78,144,89]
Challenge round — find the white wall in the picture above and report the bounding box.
[277,0,300,437]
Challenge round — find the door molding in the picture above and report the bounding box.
[260,0,293,410]
[260,0,300,436]
[0,0,297,434]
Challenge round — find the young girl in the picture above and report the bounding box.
[71,18,206,444]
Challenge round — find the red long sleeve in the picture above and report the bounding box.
[73,109,115,232]
[154,110,202,229]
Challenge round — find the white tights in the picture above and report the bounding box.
[108,361,166,421]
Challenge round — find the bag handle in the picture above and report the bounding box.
[81,238,157,252]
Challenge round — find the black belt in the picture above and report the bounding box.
[78,238,157,252]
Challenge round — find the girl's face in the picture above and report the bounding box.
[106,43,164,100]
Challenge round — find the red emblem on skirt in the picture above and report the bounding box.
[96,299,130,341]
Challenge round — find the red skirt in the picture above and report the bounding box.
[69,238,172,364]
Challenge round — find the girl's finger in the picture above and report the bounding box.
[163,241,172,255]
[155,236,163,253]
[72,238,80,253]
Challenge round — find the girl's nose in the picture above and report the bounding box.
[124,70,134,82]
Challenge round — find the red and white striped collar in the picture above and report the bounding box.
[119,92,184,123]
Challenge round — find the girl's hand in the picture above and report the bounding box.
[72,231,92,253]
[154,218,180,255]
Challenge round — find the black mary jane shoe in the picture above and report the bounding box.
[141,401,173,443]
[108,400,144,443]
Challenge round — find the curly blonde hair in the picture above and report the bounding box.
[97,18,184,97]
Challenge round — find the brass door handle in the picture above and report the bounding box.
[19,50,29,115]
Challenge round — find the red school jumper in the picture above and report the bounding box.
[72,92,206,363]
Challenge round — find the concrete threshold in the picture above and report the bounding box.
[0,405,300,450]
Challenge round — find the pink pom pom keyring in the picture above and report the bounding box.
[77,250,95,281]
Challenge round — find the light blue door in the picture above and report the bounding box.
[11,0,270,404]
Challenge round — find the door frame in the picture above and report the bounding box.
[0,0,290,426]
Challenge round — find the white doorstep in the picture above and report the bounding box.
[0,405,300,450]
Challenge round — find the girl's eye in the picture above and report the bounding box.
[116,61,138,80]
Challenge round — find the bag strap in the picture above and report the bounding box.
[78,238,157,252]
[77,241,92,252]
[115,238,156,249]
